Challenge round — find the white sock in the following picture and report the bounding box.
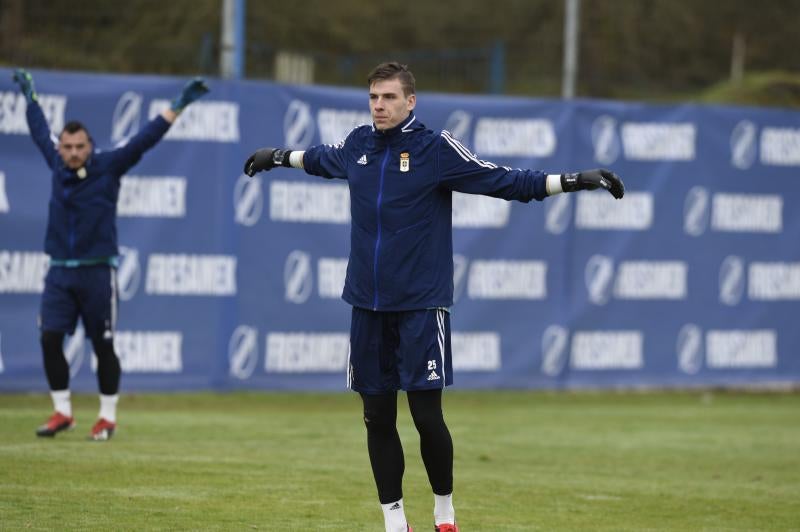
[99,394,119,423]
[434,493,455,526]
[51,389,72,417]
[381,498,408,532]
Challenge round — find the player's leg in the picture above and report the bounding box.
[398,308,456,529]
[40,329,68,392]
[78,265,120,441]
[361,391,410,531]
[407,389,455,529]
[349,307,409,532]
[36,266,79,437]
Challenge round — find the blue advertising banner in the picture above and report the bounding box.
[1,68,797,392]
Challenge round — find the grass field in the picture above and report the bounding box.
[1,391,798,531]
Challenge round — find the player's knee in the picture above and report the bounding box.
[362,401,397,434]
[40,330,65,358]
[411,408,446,436]
[408,390,446,434]
[363,408,395,433]
[90,335,117,361]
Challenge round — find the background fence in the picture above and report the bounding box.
[3,0,799,103]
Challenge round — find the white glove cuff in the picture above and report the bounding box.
[546,174,564,196]
[289,151,305,168]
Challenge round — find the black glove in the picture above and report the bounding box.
[243,148,292,176]
[561,168,625,199]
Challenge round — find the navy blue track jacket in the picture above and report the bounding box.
[25,100,171,261]
[303,112,549,311]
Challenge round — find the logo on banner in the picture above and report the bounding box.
[0,251,49,293]
[0,171,8,213]
[592,115,621,164]
[317,108,370,145]
[266,332,349,372]
[749,262,800,300]
[468,260,547,300]
[683,186,710,236]
[473,118,556,157]
[761,127,800,166]
[576,193,653,231]
[452,254,469,303]
[111,91,143,144]
[712,193,782,233]
[65,325,87,378]
[707,329,777,368]
[541,325,569,377]
[452,193,510,228]
[444,110,473,143]
[270,181,351,224]
[621,122,696,161]
[677,323,703,375]
[451,332,501,371]
[318,257,347,299]
[585,255,615,305]
[117,246,141,301]
[0,93,66,135]
[571,330,643,370]
[147,100,240,142]
[730,120,758,170]
[234,174,263,226]
[284,99,315,149]
[104,330,183,372]
[228,325,259,380]
[719,255,745,306]
[117,175,187,218]
[145,254,237,296]
[545,193,572,234]
[284,250,313,303]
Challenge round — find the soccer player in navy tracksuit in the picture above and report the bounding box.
[12,69,209,441]
[244,62,625,532]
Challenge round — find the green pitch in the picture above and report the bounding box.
[0,391,798,530]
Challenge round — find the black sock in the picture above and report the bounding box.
[361,391,404,503]
[407,389,453,495]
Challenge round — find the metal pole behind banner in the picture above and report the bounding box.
[562,0,580,99]
[489,40,506,95]
[221,0,246,79]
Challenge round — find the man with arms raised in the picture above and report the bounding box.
[244,62,624,531]
[12,69,208,441]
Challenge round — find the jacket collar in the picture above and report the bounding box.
[58,150,95,180]
[372,112,423,141]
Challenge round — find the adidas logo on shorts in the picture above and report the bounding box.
[357,154,368,165]
[427,370,441,381]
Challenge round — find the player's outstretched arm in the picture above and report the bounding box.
[110,78,210,174]
[243,148,301,176]
[160,77,210,123]
[12,68,59,166]
[547,168,625,199]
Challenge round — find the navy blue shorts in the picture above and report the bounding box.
[347,306,453,394]
[39,265,117,338]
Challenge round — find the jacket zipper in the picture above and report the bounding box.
[64,185,75,257]
[372,146,390,310]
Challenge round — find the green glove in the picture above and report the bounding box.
[12,69,38,103]
[170,77,210,113]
